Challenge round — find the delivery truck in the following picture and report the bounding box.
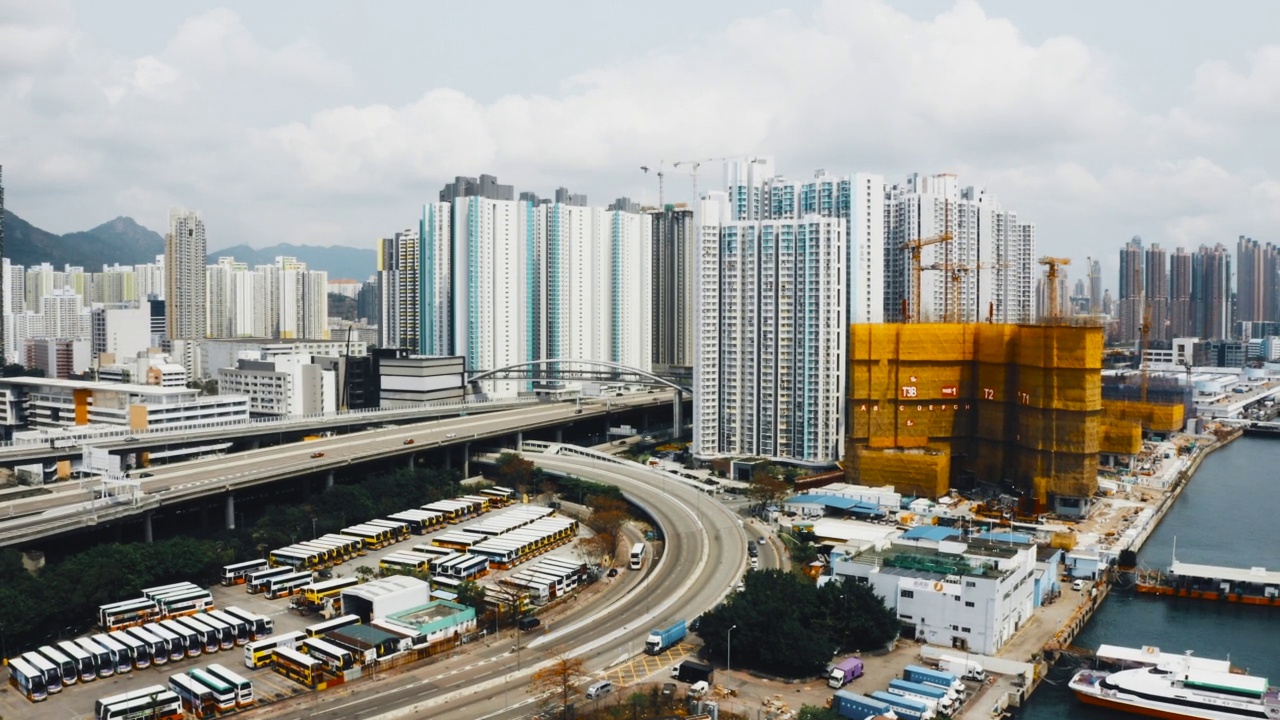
[872,690,935,720]
[938,654,986,681]
[903,664,965,695]
[888,678,956,712]
[671,659,713,684]
[826,656,865,688]
[645,619,686,655]
[831,689,896,720]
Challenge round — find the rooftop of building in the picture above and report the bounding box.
[343,575,428,600]
[0,376,196,395]
[900,526,961,543]
[843,538,1025,580]
[785,494,885,515]
[326,624,401,650]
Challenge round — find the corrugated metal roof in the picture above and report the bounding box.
[901,526,961,542]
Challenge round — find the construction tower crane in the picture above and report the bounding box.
[1139,299,1152,402]
[944,261,1010,323]
[901,203,953,322]
[640,161,666,207]
[673,156,763,206]
[1038,256,1072,320]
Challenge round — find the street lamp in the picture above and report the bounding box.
[727,625,738,673]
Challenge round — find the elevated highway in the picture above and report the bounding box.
[0,393,676,548]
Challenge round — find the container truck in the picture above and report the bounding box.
[903,664,965,695]
[888,678,956,712]
[671,659,713,684]
[826,656,865,688]
[831,689,897,720]
[938,654,986,681]
[645,619,686,655]
[871,690,935,720]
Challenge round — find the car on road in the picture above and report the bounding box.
[123,436,138,442]
[661,682,676,700]
[310,452,325,459]
[445,432,457,438]
[757,536,767,545]
[402,439,415,445]
[1072,578,1085,591]
[607,568,619,578]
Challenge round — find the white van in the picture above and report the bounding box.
[586,680,614,699]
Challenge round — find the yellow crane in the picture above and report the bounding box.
[1140,299,1152,403]
[943,261,1010,323]
[902,203,953,322]
[1038,256,1072,320]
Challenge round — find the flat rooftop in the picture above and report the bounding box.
[1170,561,1280,585]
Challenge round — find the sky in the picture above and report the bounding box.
[3,0,1279,287]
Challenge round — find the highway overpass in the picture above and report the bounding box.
[0,392,681,548]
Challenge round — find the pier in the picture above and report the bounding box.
[1136,561,1280,606]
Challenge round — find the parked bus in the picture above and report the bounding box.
[300,637,356,671]
[300,577,359,607]
[123,626,169,666]
[7,656,49,701]
[195,613,235,650]
[188,667,237,712]
[320,532,367,557]
[304,614,361,638]
[243,631,305,669]
[223,606,273,637]
[173,615,219,654]
[36,645,78,685]
[95,685,182,720]
[108,629,151,669]
[338,525,387,550]
[480,486,514,506]
[220,559,269,586]
[206,609,250,645]
[246,566,293,593]
[365,518,411,542]
[387,509,445,535]
[380,552,431,574]
[169,673,217,719]
[145,623,186,663]
[98,598,159,631]
[272,646,323,688]
[629,542,646,570]
[92,633,134,675]
[268,546,324,570]
[156,589,214,617]
[20,652,61,694]
[56,639,98,682]
[158,619,202,658]
[265,571,314,600]
[141,582,200,600]
[74,637,115,679]
[431,576,462,594]
[205,663,254,708]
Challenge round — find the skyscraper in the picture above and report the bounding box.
[1192,243,1231,340]
[165,208,207,340]
[1144,243,1169,342]
[649,206,696,370]
[1169,248,1194,338]
[438,174,514,203]
[1089,257,1103,314]
[1236,235,1279,323]
[378,228,424,353]
[1117,236,1144,343]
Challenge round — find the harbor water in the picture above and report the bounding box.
[1018,435,1280,718]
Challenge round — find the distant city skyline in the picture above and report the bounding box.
[3,0,1279,274]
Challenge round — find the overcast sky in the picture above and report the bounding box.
[3,0,1279,287]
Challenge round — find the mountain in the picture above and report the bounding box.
[3,210,165,269]
[208,243,375,280]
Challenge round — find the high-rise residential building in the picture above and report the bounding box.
[273,257,328,340]
[1117,236,1144,343]
[1089,257,1103,314]
[649,206,696,370]
[694,187,846,465]
[165,207,207,340]
[0,164,5,363]
[207,256,249,338]
[1192,243,1232,340]
[554,187,588,207]
[378,227,423,353]
[883,174,1035,324]
[1145,243,1169,342]
[438,174,513,203]
[1236,235,1279,323]
[1169,248,1194,338]
[1102,289,1113,316]
[90,304,153,363]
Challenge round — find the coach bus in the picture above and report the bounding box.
[188,667,237,712]
[629,542,646,570]
[145,623,186,663]
[98,598,159,631]
[107,629,151,669]
[243,631,305,669]
[206,609,250,645]
[123,627,169,666]
[36,645,78,685]
[55,640,98,682]
[272,646,323,688]
[195,613,235,650]
[20,652,62,694]
[223,606,273,637]
[173,615,219,654]
[73,637,114,679]
[91,633,134,674]
[205,663,254,708]
[7,656,49,701]
[220,559,269,586]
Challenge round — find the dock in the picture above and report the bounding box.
[1136,561,1280,606]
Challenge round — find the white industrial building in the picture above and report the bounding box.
[200,338,367,381]
[0,377,249,431]
[98,351,187,387]
[340,575,431,623]
[91,304,154,364]
[831,537,1037,655]
[217,354,337,416]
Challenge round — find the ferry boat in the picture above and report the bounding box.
[1070,651,1280,719]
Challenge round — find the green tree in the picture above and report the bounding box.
[796,705,842,720]
[698,569,837,677]
[494,452,536,496]
[455,579,487,612]
[816,579,900,652]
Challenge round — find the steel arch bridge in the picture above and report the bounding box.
[468,359,690,394]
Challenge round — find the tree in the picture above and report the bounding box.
[354,565,377,582]
[486,582,526,628]
[746,473,789,510]
[576,534,613,570]
[494,452,537,496]
[587,496,629,537]
[797,706,842,720]
[456,579,487,612]
[816,579,900,652]
[530,654,588,714]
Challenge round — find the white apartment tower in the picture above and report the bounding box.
[165,207,208,340]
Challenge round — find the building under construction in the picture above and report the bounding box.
[846,323,1108,512]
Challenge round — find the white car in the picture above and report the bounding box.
[445,432,457,439]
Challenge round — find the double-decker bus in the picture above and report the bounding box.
[36,645,78,685]
[123,626,169,666]
[206,609,250,645]
[629,542,646,570]
[98,598,159,631]
[56,639,98,682]
[95,685,183,720]
[156,589,214,617]
[272,646,323,688]
[7,656,49,701]
[145,624,186,663]
[481,486,514,506]
[246,566,293,593]
[365,518,411,543]
[265,571,313,600]
[387,509,446,535]
[317,534,363,559]
[223,606,273,638]
[168,673,217,719]
[107,629,151,669]
[91,633,134,675]
[220,559,269,586]
[380,552,430,574]
[300,637,355,671]
[205,663,254,708]
[173,615,219,654]
[267,546,323,570]
[305,614,361,638]
[20,652,61,694]
[157,619,202,658]
[141,582,200,599]
[74,637,115,679]
[300,577,359,607]
[188,667,236,712]
[243,631,305,669]
[431,576,463,595]
[338,524,389,550]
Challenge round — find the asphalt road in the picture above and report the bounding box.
[0,394,672,545]
[251,453,747,720]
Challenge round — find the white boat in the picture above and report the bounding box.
[1070,654,1280,720]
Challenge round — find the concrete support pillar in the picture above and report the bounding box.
[249,438,260,450]
[463,442,471,477]
[673,392,682,435]
[225,493,236,530]
[444,451,452,470]
[143,510,154,543]
[408,453,415,470]
[326,470,335,489]
[555,428,563,443]
[516,431,523,450]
